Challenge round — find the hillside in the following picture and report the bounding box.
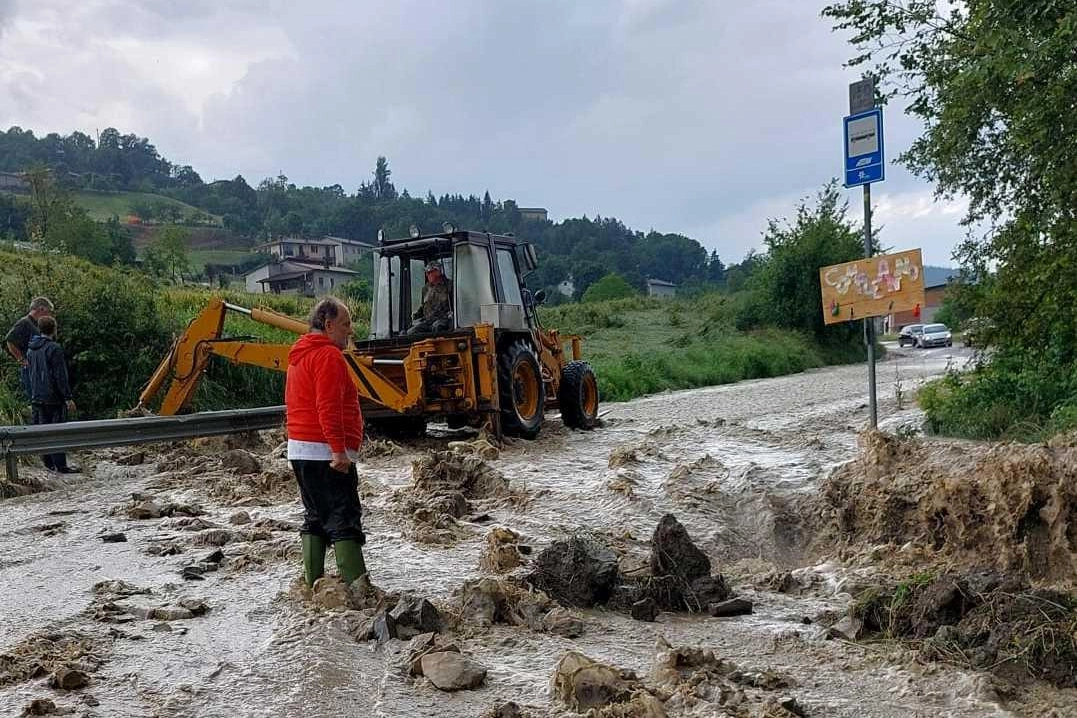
[73,190,221,225]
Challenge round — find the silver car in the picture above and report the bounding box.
[918,323,953,348]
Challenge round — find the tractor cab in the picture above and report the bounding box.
[369,226,540,340]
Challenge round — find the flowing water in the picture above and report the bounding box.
[3,346,1072,716]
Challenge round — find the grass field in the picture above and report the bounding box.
[540,293,863,401]
[74,190,221,225]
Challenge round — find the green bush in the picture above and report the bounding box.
[581,273,638,303]
[0,249,168,419]
[919,353,1077,441]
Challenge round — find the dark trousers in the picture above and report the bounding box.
[18,366,31,400]
[31,403,68,470]
[406,317,450,335]
[290,460,365,544]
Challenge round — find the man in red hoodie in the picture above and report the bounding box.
[286,297,367,587]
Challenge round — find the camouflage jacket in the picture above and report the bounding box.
[420,280,451,321]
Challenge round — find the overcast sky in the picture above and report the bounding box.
[0,0,965,265]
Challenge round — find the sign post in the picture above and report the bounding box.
[843,80,885,428]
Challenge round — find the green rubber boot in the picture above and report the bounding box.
[333,539,368,585]
[302,534,327,588]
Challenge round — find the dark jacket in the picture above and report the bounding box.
[26,335,72,405]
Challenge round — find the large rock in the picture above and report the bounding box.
[420,652,488,691]
[460,579,500,626]
[221,449,261,475]
[631,598,658,622]
[527,537,619,608]
[542,607,585,638]
[827,615,864,641]
[228,511,252,525]
[551,651,634,712]
[480,526,526,573]
[128,500,164,520]
[684,575,730,611]
[389,594,442,638]
[373,610,398,643]
[50,667,89,690]
[311,576,352,611]
[25,698,57,715]
[650,514,710,582]
[406,633,461,676]
[708,598,753,617]
[491,703,523,718]
[194,529,234,547]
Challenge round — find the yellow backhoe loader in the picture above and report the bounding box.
[138,229,599,439]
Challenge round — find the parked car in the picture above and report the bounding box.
[897,324,924,347]
[918,323,953,348]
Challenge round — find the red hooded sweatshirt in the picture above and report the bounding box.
[285,332,363,454]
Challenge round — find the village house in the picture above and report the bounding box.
[244,257,359,296]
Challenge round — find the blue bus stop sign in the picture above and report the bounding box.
[843,108,884,187]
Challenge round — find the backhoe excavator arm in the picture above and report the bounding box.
[138,298,419,416]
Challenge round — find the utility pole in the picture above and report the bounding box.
[845,78,884,429]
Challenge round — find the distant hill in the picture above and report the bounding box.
[924,265,956,287]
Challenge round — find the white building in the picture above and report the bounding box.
[256,235,376,268]
[646,278,677,298]
[244,258,359,296]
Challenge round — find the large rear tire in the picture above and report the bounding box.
[498,340,545,439]
[559,361,599,430]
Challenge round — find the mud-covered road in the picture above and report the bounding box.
[3,345,1073,717]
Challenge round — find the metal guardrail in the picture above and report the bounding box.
[1,406,285,482]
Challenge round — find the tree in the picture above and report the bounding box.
[147,225,190,281]
[24,164,69,241]
[822,1,1077,364]
[372,156,397,201]
[44,211,112,265]
[705,250,725,283]
[581,273,638,303]
[105,216,136,265]
[738,182,864,346]
[0,193,29,241]
[724,250,762,293]
[571,261,608,301]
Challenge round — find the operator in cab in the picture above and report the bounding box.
[407,262,452,334]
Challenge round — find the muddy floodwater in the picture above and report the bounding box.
[2,345,1074,717]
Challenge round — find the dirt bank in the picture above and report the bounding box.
[817,431,1077,586]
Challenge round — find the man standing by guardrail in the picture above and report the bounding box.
[5,296,54,401]
[284,297,368,589]
[26,315,79,473]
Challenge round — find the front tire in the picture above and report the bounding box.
[498,340,545,439]
[559,361,599,430]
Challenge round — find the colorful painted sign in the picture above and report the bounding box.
[819,248,925,325]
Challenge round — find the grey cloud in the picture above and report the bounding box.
[0,0,960,265]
